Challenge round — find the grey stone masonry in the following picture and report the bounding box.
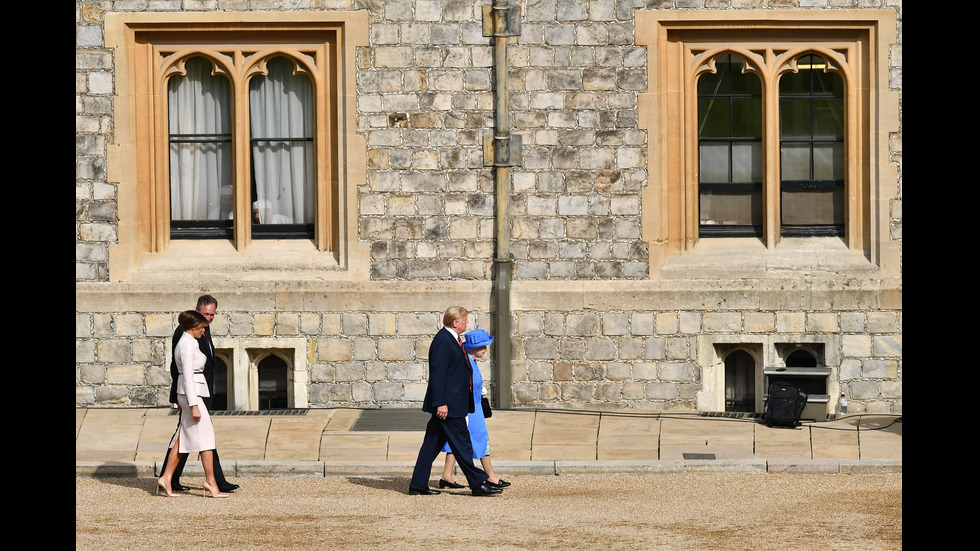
[76,281,903,414]
[76,2,902,413]
[77,0,903,283]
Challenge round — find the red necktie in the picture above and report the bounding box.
[459,336,472,391]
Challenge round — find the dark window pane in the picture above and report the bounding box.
[779,55,845,236]
[698,60,729,94]
[698,97,731,138]
[732,97,762,137]
[813,64,844,95]
[725,350,756,413]
[258,355,289,410]
[786,350,817,367]
[779,97,811,138]
[730,60,760,94]
[697,55,763,237]
[813,97,844,138]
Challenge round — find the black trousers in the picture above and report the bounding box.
[410,414,488,490]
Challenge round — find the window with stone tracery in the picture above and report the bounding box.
[106,13,369,280]
[168,55,317,241]
[696,51,847,238]
[637,10,899,271]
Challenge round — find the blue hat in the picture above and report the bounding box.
[463,329,494,349]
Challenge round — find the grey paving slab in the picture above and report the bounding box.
[320,433,390,461]
[385,431,428,461]
[265,417,332,461]
[596,414,660,460]
[856,415,902,460]
[135,415,181,461]
[212,416,272,460]
[530,410,601,461]
[484,410,534,461]
[810,419,860,460]
[658,416,757,460]
[323,409,362,431]
[75,409,147,461]
[755,424,814,459]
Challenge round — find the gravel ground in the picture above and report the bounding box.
[76,474,901,550]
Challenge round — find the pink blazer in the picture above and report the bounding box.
[175,331,210,407]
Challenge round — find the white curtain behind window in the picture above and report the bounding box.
[249,57,314,225]
[168,57,233,221]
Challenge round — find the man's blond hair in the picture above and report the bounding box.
[443,306,469,327]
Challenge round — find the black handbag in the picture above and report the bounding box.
[481,396,492,418]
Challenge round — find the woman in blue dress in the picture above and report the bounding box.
[438,329,510,489]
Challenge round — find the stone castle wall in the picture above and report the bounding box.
[76,1,903,414]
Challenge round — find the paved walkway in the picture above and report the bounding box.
[75,407,902,478]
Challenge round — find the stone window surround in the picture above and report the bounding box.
[104,12,371,282]
[206,338,309,411]
[701,334,841,416]
[636,9,900,278]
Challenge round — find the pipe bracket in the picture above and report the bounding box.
[482,4,521,37]
[483,133,523,167]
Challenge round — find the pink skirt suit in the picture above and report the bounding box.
[170,331,216,453]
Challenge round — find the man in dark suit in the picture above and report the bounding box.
[159,295,239,493]
[408,306,501,496]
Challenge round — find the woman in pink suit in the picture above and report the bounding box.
[157,310,227,498]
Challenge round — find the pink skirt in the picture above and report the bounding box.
[169,395,216,453]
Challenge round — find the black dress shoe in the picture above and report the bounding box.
[486,479,511,488]
[471,483,502,496]
[172,482,189,492]
[408,487,441,495]
[218,483,240,493]
[438,479,465,489]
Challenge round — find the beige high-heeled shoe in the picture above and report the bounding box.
[156,478,180,498]
[202,482,228,498]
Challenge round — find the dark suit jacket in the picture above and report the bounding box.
[422,327,475,418]
[169,325,216,407]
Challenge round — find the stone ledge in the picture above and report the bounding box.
[325,461,414,476]
[236,461,325,477]
[555,459,768,475]
[76,461,156,478]
[767,459,840,474]
[76,459,903,478]
[839,460,902,474]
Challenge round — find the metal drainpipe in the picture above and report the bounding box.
[484,0,521,409]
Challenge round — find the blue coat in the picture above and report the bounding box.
[441,355,490,458]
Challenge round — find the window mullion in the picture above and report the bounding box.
[762,73,780,249]
[232,70,253,251]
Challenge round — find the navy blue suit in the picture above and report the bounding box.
[409,327,489,490]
